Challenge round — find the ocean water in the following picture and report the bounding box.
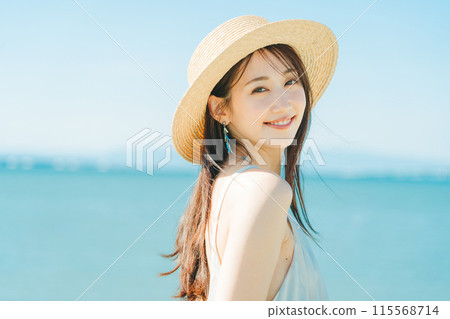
[0,168,449,301]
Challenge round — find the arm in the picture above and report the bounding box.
[212,171,293,300]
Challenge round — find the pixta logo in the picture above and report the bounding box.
[126,128,171,175]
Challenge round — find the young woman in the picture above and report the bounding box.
[160,15,338,301]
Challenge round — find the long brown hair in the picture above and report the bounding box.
[159,44,318,301]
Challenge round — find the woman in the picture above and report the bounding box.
[160,15,338,301]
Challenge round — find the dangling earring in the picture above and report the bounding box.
[222,121,251,164]
[222,121,232,154]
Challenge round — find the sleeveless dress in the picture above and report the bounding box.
[206,165,328,301]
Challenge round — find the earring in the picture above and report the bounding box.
[222,121,232,154]
[221,121,251,164]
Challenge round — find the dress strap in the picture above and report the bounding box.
[234,164,259,174]
[210,165,259,265]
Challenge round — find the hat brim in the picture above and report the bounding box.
[172,19,338,164]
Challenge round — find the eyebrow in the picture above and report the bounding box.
[244,68,296,86]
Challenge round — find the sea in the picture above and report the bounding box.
[0,167,449,301]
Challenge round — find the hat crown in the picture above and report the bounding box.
[187,15,269,85]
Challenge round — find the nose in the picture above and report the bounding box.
[270,89,292,113]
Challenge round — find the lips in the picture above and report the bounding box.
[263,115,295,125]
[263,115,296,129]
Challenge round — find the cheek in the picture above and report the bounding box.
[233,96,262,125]
[294,87,306,102]
[244,98,270,124]
[291,89,307,113]
[232,108,265,141]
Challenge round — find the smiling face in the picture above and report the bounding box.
[225,49,306,152]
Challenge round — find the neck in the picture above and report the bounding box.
[232,146,284,176]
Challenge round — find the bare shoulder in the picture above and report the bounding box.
[226,166,293,210]
[211,166,293,299]
[223,166,293,240]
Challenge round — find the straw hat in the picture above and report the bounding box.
[171,15,338,164]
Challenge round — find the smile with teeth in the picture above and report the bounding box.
[263,116,295,127]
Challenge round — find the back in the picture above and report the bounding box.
[205,165,293,300]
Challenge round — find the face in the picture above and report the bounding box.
[226,50,306,153]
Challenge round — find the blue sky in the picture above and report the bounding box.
[1,0,449,175]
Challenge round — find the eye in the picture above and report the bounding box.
[252,87,266,93]
[286,79,299,86]
[251,79,300,94]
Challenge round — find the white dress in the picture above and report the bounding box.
[206,165,328,300]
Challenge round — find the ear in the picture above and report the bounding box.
[208,95,230,124]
